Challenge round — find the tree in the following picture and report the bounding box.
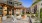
[32,0,41,6]
[40,8,42,18]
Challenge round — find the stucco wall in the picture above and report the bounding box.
[0,0,7,3]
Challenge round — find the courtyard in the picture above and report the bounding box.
[2,16,30,23]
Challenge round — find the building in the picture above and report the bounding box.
[31,1,42,14]
[37,1,42,9]
[0,0,27,23]
[0,0,27,17]
[30,4,37,14]
[30,1,42,20]
[0,0,7,3]
[26,8,31,14]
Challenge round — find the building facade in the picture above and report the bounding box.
[0,0,27,17]
[0,0,27,23]
[30,1,42,20]
[31,1,42,14]
[30,4,37,14]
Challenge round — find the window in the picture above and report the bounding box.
[14,3,18,6]
[7,0,12,1]
[14,4,17,6]
[0,6,2,15]
[0,7,2,9]
[20,4,22,5]
[0,6,2,9]
[7,1,13,4]
[0,11,2,15]
[7,1,14,6]
[9,1,12,4]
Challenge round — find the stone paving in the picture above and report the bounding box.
[2,17,30,23]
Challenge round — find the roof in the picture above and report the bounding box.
[0,3,26,9]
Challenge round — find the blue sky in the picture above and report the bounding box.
[19,0,33,7]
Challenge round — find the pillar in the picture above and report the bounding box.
[9,9,12,17]
[14,9,16,16]
[2,5,7,20]
[0,5,2,23]
[3,5,7,16]
[20,9,22,15]
[24,9,27,20]
[22,9,27,20]
[0,16,2,23]
[24,9,26,14]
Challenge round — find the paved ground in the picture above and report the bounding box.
[2,17,30,23]
[2,17,38,23]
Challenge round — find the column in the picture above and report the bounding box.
[22,9,27,20]
[0,5,2,23]
[14,10,16,15]
[24,9,26,14]
[2,5,7,20]
[3,5,7,16]
[20,9,22,15]
[0,16,2,23]
[9,9,12,17]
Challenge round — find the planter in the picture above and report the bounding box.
[16,15,21,19]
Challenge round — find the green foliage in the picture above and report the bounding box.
[40,8,42,18]
[40,8,42,13]
[32,0,41,5]
[35,8,42,23]
[40,8,42,23]
[40,20,42,23]
[32,1,37,5]
[40,12,42,18]
[35,11,38,17]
